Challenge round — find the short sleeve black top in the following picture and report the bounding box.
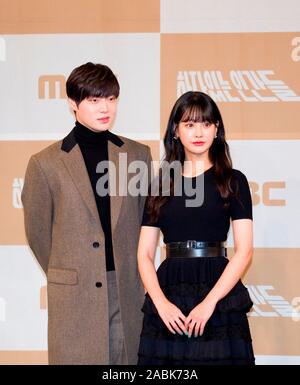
[142,167,252,244]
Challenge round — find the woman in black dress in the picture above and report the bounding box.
[137,91,255,365]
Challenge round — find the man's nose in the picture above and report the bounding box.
[99,98,108,112]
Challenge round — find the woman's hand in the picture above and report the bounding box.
[155,299,187,335]
[185,299,217,337]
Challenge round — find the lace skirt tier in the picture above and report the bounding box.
[138,256,255,365]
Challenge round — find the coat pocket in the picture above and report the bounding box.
[47,267,78,285]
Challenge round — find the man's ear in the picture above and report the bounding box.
[68,98,78,112]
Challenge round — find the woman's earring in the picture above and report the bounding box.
[173,136,178,141]
[214,132,217,138]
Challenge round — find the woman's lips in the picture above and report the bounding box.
[192,141,205,146]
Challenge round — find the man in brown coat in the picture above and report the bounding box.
[21,62,152,364]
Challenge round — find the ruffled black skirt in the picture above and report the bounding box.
[137,256,255,365]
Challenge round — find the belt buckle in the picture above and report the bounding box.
[187,240,197,249]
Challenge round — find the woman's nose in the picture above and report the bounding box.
[195,124,204,137]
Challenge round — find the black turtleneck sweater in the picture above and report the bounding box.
[74,121,115,271]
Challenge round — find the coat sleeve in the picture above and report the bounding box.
[138,146,153,222]
[21,155,53,274]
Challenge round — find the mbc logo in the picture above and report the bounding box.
[249,181,285,206]
[38,75,66,99]
[38,73,119,99]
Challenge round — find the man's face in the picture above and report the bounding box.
[69,96,118,132]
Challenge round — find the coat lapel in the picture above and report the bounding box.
[108,139,125,235]
[60,128,125,235]
[60,144,102,229]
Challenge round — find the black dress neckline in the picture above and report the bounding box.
[182,165,214,179]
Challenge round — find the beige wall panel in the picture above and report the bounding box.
[161,33,300,139]
[0,0,160,33]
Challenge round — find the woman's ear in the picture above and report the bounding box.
[173,124,178,139]
[214,122,219,138]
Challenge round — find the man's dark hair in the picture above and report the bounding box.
[66,62,120,105]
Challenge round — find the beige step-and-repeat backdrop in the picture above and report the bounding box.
[0,0,300,364]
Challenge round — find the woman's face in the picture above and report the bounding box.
[175,119,218,160]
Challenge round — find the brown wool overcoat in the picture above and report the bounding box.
[21,129,151,365]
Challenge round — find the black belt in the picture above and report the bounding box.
[166,241,227,258]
